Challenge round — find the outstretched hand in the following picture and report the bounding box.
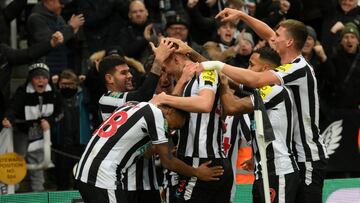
[215,8,242,23]
[196,161,224,181]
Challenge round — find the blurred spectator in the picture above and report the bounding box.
[322,0,360,55]
[113,0,150,62]
[226,31,255,67]
[2,63,62,191]
[321,22,360,178]
[254,0,292,28]
[0,32,63,133]
[203,21,237,61]
[53,69,91,190]
[26,0,84,75]
[0,0,27,44]
[165,12,209,58]
[76,0,129,54]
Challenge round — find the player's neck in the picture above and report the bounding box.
[280,50,301,64]
[107,84,123,93]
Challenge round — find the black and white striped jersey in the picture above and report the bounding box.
[178,70,224,159]
[75,102,167,190]
[223,114,251,202]
[98,91,129,121]
[271,55,328,162]
[250,85,298,179]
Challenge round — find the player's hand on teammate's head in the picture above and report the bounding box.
[166,37,192,55]
[150,38,176,65]
[179,61,197,83]
[196,161,224,181]
[150,92,167,106]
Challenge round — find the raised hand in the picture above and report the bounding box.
[195,161,224,181]
[150,38,176,64]
[69,14,85,34]
[50,31,64,47]
[215,8,242,24]
[166,37,192,55]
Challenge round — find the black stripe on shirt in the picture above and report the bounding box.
[281,68,306,84]
[87,106,150,184]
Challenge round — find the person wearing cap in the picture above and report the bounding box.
[203,21,238,62]
[165,12,209,59]
[27,0,85,75]
[2,62,62,192]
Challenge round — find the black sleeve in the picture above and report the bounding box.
[126,72,160,102]
[43,91,63,125]
[2,0,27,23]
[186,5,216,32]
[118,27,148,58]
[1,41,52,65]
[4,86,26,123]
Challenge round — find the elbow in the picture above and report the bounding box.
[224,105,237,115]
[199,102,213,113]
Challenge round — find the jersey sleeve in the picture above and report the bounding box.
[198,70,219,92]
[250,85,284,110]
[271,62,306,86]
[146,104,168,145]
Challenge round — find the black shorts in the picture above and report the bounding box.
[252,171,299,203]
[75,180,161,203]
[76,180,119,203]
[174,157,233,203]
[295,159,327,203]
[117,189,161,203]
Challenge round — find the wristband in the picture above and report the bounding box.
[201,61,225,71]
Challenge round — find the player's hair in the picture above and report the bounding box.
[158,105,187,129]
[59,69,78,84]
[276,19,308,51]
[253,47,281,68]
[99,55,127,84]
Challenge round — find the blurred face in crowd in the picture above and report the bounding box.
[339,0,358,13]
[248,53,269,72]
[31,76,49,93]
[128,1,148,25]
[156,70,174,94]
[166,24,189,41]
[217,22,236,45]
[44,0,64,15]
[106,64,133,92]
[272,26,292,56]
[237,39,253,56]
[340,33,359,54]
[58,77,77,89]
[302,36,316,55]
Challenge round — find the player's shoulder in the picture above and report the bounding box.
[274,55,308,73]
[258,85,280,100]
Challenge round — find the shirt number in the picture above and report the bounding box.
[94,111,128,138]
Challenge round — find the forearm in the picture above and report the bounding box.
[149,59,162,76]
[126,72,160,102]
[162,156,198,178]
[161,94,214,113]
[188,49,208,62]
[4,41,52,65]
[172,78,188,96]
[222,64,262,88]
[238,12,275,42]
